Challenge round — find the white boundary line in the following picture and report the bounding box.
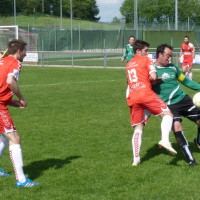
[20,79,121,88]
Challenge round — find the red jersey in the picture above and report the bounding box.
[0,56,22,103]
[180,42,194,58]
[126,55,156,103]
[126,55,168,126]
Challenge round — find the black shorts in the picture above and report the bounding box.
[168,95,200,123]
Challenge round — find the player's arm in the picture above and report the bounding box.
[179,50,183,62]
[192,48,195,59]
[121,46,128,61]
[6,74,27,108]
[149,71,157,81]
[178,73,200,90]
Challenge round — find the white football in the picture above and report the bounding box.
[193,92,200,108]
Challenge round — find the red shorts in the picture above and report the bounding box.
[128,92,169,126]
[182,57,193,68]
[0,103,16,134]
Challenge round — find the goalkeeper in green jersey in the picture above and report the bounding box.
[121,35,135,62]
[152,43,200,166]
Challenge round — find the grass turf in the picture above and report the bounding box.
[0,66,200,200]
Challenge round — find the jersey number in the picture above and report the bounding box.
[128,69,138,83]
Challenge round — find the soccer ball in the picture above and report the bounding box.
[193,92,200,108]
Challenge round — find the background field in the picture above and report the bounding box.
[0,66,200,200]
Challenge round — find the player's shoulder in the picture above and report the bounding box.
[3,56,20,67]
[188,42,194,48]
[180,42,185,46]
[167,63,179,71]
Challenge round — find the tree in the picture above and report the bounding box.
[112,17,121,24]
[8,0,100,21]
[120,0,200,25]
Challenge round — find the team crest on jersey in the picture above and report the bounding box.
[127,61,138,68]
[162,72,170,79]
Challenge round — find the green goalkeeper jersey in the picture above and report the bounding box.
[152,63,200,105]
[122,44,134,61]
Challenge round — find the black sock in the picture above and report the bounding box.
[174,131,195,162]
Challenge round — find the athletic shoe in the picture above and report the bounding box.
[194,138,200,149]
[132,160,141,167]
[158,140,177,155]
[189,160,197,167]
[0,168,11,177]
[16,178,40,188]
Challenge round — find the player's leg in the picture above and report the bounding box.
[173,120,196,166]
[130,105,145,166]
[182,64,187,75]
[0,135,10,176]
[187,67,193,80]
[169,96,199,165]
[0,105,39,187]
[132,124,144,166]
[144,95,176,155]
[0,135,8,157]
[4,131,40,187]
[158,111,177,155]
[194,120,200,148]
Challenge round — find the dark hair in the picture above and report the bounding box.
[133,40,150,54]
[156,44,173,58]
[184,35,189,39]
[8,39,27,55]
[129,35,135,39]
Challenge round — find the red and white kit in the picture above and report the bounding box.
[180,42,195,68]
[126,54,168,126]
[0,56,22,134]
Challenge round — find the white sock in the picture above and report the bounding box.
[161,115,173,143]
[9,144,26,182]
[188,72,192,80]
[132,129,142,163]
[0,136,8,157]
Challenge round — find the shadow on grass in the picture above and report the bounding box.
[141,144,171,164]
[168,141,200,166]
[24,155,81,179]
[140,141,200,166]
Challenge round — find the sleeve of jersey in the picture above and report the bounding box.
[147,58,156,74]
[122,46,128,58]
[8,60,21,81]
[178,74,200,91]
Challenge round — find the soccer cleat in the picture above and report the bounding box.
[158,140,177,155]
[132,160,141,167]
[194,138,200,149]
[16,178,40,188]
[189,160,197,167]
[0,168,11,177]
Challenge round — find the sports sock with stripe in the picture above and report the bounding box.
[9,144,26,183]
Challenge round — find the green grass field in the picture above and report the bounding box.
[1,66,200,200]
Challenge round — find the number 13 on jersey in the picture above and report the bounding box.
[128,69,138,83]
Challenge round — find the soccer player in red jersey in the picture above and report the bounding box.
[0,39,39,187]
[126,40,176,166]
[179,36,195,80]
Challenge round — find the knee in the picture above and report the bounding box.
[173,121,183,132]
[4,132,21,145]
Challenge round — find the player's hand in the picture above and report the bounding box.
[121,58,125,62]
[150,77,163,85]
[8,99,22,108]
[19,98,27,109]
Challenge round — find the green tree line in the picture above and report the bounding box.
[0,0,100,21]
[120,0,200,25]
